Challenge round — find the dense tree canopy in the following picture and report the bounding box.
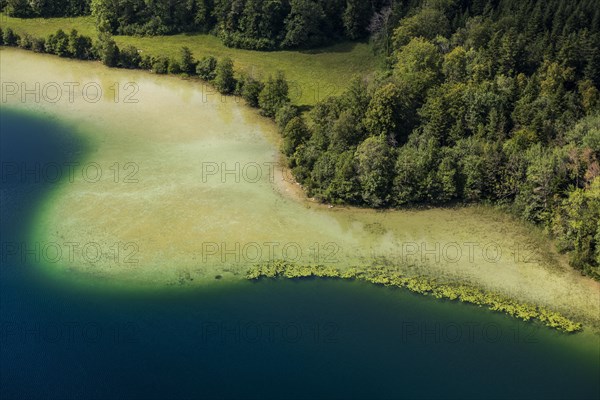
[3,0,599,277]
[277,0,600,278]
[48,0,386,49]
[3,0,90,17]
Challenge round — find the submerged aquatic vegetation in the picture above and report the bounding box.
[246,261,583,333]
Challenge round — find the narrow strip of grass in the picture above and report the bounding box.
[246,261,583,333]
[0,13,379,106]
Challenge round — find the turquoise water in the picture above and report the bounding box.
[1,109,599,399]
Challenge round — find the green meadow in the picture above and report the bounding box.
[0,13,379,106]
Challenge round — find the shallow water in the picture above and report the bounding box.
[1,48,599,399]
[1,48,598,328]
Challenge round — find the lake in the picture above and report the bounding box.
[1,48,599,399]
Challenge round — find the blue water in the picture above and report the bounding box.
[1,108,599,399]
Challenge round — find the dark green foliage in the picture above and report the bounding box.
[258,71,290,117]
[91,0,199,35]
[355,136,395,207]
[140,55,153,70]
[273,0,600,278]
[6,0,600,277]
[152,57,170,74]
[364,83,405,146]
[17,33,32,49]
[392,7,451,49]
[275,104,300,130]
[31,37,46,53]
[86,0,374,49]
[96,32,119,67]
[343,0,371,40]
[5,0,33,17]
[281,0,326,48]
[3,27,20,46]
[196,56,218,81]
[5,0,89,17]
[13,28,91,59]
[552,178,600,278]
[168,59,182,75]
[325,150,361,203]
[392,135,440,205]
[178,47,197,75]
[119,45,141,69]
[68,30,93,60]
[238,73,264,107]
[213,57,236,94]
[45,29,70,57]
[282,116,309,157]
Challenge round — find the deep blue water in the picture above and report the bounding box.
[1,108,599,400]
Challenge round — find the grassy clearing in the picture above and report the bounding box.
[0,13,379,106]
[118,35,377,106]
[0,13,97,37]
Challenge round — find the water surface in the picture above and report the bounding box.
[0,49,599,399]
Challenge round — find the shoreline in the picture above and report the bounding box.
[246,262,583,333]
[2,48,599,334]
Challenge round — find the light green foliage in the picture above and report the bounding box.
[443,46,468,82]
[364,83,406,145]
[552,178,600,277]
[245,262,583,333]
[393,37,442,95]
[392,7,450,49]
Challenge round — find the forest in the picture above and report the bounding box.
[278,0,600,278]
[281,0,600,278]
[1,0,384,48]
[1,0,90,17]
[1,0,599,278]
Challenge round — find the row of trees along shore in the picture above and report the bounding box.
[2,0,385,49]
[1,0,599,279]
[0,25,295,122]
